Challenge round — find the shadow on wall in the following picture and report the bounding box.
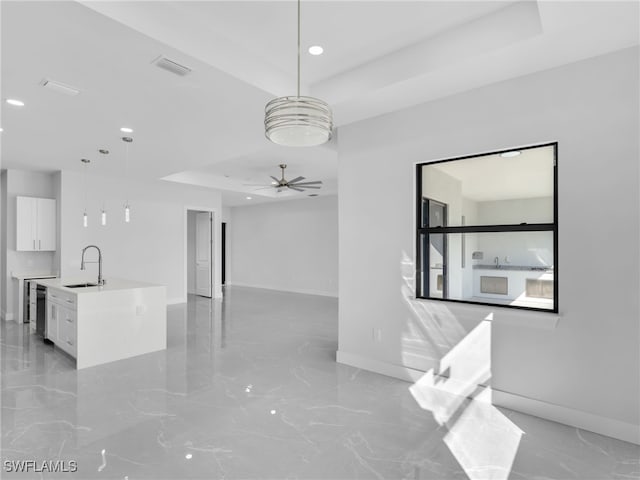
[401,252,523,480]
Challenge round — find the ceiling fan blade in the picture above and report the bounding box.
[298,185,321,189]
[289,186,304,192]
[291,181,323,186]
[243,183,272,186]
[288,176,305,184]
[270,176,280,183]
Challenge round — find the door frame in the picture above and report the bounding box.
[183,206,222,302]
[221,222,226,285]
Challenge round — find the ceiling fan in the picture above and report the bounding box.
[246,164,322,192]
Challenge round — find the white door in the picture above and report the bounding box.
[36,198,57,251]
[195,212,212,297]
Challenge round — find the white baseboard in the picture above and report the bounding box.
[337,350,426,382]
[336,350,640,445]
[493,389,640,445]
[227,282,338,298]
[167,297,186,306]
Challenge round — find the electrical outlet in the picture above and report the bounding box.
[372,328,382,343]
[135,305,146,316]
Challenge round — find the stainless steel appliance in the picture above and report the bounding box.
[23,280,36,323]
[36,284,47,340]
[24,280,49,341]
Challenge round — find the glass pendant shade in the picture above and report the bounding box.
[125,205,130,223]
[265,96,332,147]
[83,212,88,228]
[101,210,107,226]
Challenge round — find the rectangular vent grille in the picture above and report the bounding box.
[152,55,192,76]
[40,79,80,96]
[526,279,553,299]
[480,276,508,295]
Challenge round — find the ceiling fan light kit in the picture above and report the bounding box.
[264,0,333,147]
[244,164,323,193]
[274,164,322,192]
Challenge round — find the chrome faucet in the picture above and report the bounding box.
[81,245,104,285]
[494,256,500,268]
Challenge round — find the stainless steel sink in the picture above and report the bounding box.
[64,283,98,289]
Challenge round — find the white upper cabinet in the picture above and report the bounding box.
[16,196,57,251]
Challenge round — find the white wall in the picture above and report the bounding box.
[337,48,639,443]
[229,195,338,297]
[58,171,223,304]
[221,207,232,223]
[0,172,7,319]
[186,210,196,295]
[0,170,58,320]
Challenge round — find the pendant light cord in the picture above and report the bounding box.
[297,0,300,97]
[125,141,129,205]
[83,161,87,211]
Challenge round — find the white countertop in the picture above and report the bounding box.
[12,272,58,280]
[36,277,164,294]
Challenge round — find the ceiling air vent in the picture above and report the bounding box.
[40,79,80,96]
[152,55,192,77]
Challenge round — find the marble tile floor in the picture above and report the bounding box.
[1,286,638,479]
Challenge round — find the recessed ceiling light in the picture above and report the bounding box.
[246,196,252,200]
[308,45,324,56]
[500,151,521,158]
[6,98,25,107]
[120,127,133,133]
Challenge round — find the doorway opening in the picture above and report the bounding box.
[187,209,213,298]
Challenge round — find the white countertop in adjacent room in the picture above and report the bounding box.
[12,272,58,280]
[36,277,164,294]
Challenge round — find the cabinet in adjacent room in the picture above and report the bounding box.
[16,196,56,251]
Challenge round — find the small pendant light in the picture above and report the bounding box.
[122,136,133,223]
[81,158,90,227]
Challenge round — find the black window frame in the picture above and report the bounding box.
[415,142,558,314]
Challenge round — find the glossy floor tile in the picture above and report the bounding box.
[1,287,638,479]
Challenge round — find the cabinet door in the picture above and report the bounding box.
[47,301,59,343]
[16,196,37,251]
[57,306,77,357]
[36,198,56,251]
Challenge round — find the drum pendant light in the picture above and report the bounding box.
[264,0,332,147]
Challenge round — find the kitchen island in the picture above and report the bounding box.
[36,278,166,369]
[472,264,554,309]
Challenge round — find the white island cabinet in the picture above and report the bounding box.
[37,278,166,369]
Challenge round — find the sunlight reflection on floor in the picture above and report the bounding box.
[402,252,524,480]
